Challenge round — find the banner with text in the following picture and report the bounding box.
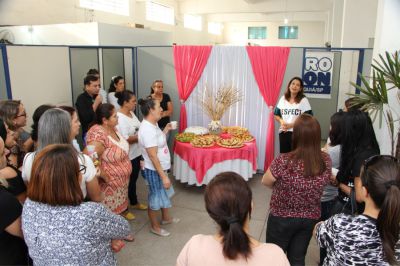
[302,51,334,99]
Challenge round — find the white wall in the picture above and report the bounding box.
[372,0,400,155]
[341,0,378,47]
[1,23,99,45]
[98,23,172,46]
[6,46,72,128]
[0,0,223,46]
[223,21,325,46]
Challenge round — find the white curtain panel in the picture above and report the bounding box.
[185,46,270,170]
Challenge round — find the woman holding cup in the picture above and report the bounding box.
[85,104,133,221]
[115,91,148,218]
[138,97,178,237]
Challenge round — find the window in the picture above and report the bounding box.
[279,26,298,39]
[184,14,202,31]
[146,1,175,25]
[208,22,223,35]
[248,27,267,40]
[80,0,129,16]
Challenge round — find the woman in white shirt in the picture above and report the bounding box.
[274,77,312,153]
[138,97,178,237]
[22,108,102,202]
[108,76,125,111]
[116,91,148,218]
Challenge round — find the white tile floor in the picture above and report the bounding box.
[116,173,320,266]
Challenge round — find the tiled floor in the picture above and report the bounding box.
[116,173,320,265]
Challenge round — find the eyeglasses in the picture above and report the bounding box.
[79,164,87,174]
[16,112,26,118]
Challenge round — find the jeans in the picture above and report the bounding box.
[128,156,141,205]
[266,214,318,266]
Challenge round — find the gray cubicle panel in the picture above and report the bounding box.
[0,46,8,99]
[70,48,99,104]
[102,48,125,93]
[307,51,341,140]
[136,46,179,145]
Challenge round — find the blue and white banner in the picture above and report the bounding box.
[302,51,334,99]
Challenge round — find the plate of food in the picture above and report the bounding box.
[175,132,196,143]
[216,137,244,149]
[222,126,249,136]
[190,136,215,148]
[184,126,209,135]
[237,134,254,142]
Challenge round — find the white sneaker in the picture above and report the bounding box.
[161,217,180,225]
[150,228,170,237]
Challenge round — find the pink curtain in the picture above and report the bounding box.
[173,45,212,132]
[246,46,290,170]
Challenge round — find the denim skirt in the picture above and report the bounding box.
[142,168,172,210]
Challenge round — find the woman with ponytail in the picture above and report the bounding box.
[177,172,289,266]
[315,155,400,265]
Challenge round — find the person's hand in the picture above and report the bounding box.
[162,176,171,189]
[140,160,145,170]
[163,123,172,134]
[94,94,103,105]
[281,121,288,131]
[111,239,125,253]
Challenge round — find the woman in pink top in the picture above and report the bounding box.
[177,172,289,266]
[262,114,332,266]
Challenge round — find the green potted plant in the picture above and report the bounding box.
[348,51,400,158]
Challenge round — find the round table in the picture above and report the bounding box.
[173,140,258,186]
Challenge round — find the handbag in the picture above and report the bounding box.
[330,189,357,216]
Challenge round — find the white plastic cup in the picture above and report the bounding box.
[86,145,95,156]
[170,121,178,130]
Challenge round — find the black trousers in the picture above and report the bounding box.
[266,214,318,266]
[128,155,141,205]
[279,131,293,153]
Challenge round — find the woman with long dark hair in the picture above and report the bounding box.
[332,110,380,214]
[108,76,125,110]
[262,114,331,265]
[150,80,173,130]
[274,77,312,153]
[177,172,289,265]
[316,155,400,265]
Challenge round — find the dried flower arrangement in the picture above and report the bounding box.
[199,85,242,132]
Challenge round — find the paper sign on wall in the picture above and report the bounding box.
[302,51,334,99]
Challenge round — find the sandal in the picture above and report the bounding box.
[122,211,136,221]
[124,234,135,242]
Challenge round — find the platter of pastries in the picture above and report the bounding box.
[190,135,215,148]
[236,134,254,143]
[216,137,244,149]
[222,126,249,136]
[175,132,196,143]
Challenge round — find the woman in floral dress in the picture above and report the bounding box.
[86,103,133,219]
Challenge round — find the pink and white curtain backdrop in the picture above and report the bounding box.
[246,46,290,170]
[173,46,290,171]
[173,45,212,132]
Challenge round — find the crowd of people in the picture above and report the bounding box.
[0,73,399,265]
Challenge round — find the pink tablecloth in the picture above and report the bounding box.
[173,140,258,184]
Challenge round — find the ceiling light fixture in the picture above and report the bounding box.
[283,0,289,24]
